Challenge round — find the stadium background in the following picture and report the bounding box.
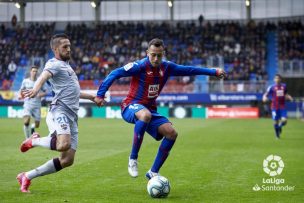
[0,0,303,119]
[0,1,304,202]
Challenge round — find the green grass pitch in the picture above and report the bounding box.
[0,118,303,202]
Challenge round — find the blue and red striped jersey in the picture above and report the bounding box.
[97,57,217,111]
[265,83,287,110]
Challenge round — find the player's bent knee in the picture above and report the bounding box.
[166,129,178,140]
[136,109,152,122]
[141,111,152,121]
[57,141,71,152]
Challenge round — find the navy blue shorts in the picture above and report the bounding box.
[122,104,170,140]
[271,109,287,121]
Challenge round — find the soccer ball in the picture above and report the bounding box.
[147,176,170,198]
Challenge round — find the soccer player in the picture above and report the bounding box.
[94,38,226,179]
[263,74,293,138]
[19,66,47,138]
[17,33,97,193]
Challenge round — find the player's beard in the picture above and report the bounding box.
[60,52,71,61]
[151,62,159,67]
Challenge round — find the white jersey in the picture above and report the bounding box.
[20,78,46,108]
[44,58,80,116]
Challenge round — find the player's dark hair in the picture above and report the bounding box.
[148,38,164,48]
[275,74,282,79]
[50,33,69,50]
[31,66,38,70]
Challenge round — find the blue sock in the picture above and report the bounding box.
[130,120,148,159]
[151,138,175,173]
[274,124,280,138]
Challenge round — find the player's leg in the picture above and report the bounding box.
[122,104,151,177]
[145,114,176,179]
[279,109,287,127]
[278,109,287,134]
[20,112,71,152]
[25,115,78,174]
[17,113,76,193]
[272,109,280,138]
[147,124,177,179]
[31,107,41,134]
[132,108,151,158]
[24,149,75,179]
[23,115,31,138]
[17,149,75,193]
[280,117,287,127]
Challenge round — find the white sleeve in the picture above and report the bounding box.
[19,79,25,91]
[44,61,59,77]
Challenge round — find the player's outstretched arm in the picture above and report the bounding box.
[23,71,52,98]
[285,94,293,102]
[96,62,140,99]
[262,93,269,102]
[18,80,26,100]
[169,62,227,79]
[80,91,104,107]
[80,92,95,102]
[37,84,48,98]
[94,97,106,107]
[263,86,272,103]
[214,69,227,79]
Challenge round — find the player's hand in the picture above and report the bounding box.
[215,68,227,79]
[94,96,106,107]
[22,89,38,98]
[262,96,268,103]
[287,95,294,102]
[89,95,96,103]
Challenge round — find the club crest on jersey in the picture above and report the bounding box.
[148,84,159,98]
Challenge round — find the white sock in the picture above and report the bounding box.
[23,125,30,138]
[26,159,57,180]
[32,137,52,149]
[31,123,35,132]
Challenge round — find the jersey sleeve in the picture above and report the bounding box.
[19,79,25,91]
[167,61,217,76]
[44,60,59,77]
[97,62,140,97]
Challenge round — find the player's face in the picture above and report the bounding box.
[274,76,281,84]
[56,39,71,61]
[30,68,38,79]
[147,45,164,67]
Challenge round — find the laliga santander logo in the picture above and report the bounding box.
[263,155,284,177]
[253,155,295,192]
